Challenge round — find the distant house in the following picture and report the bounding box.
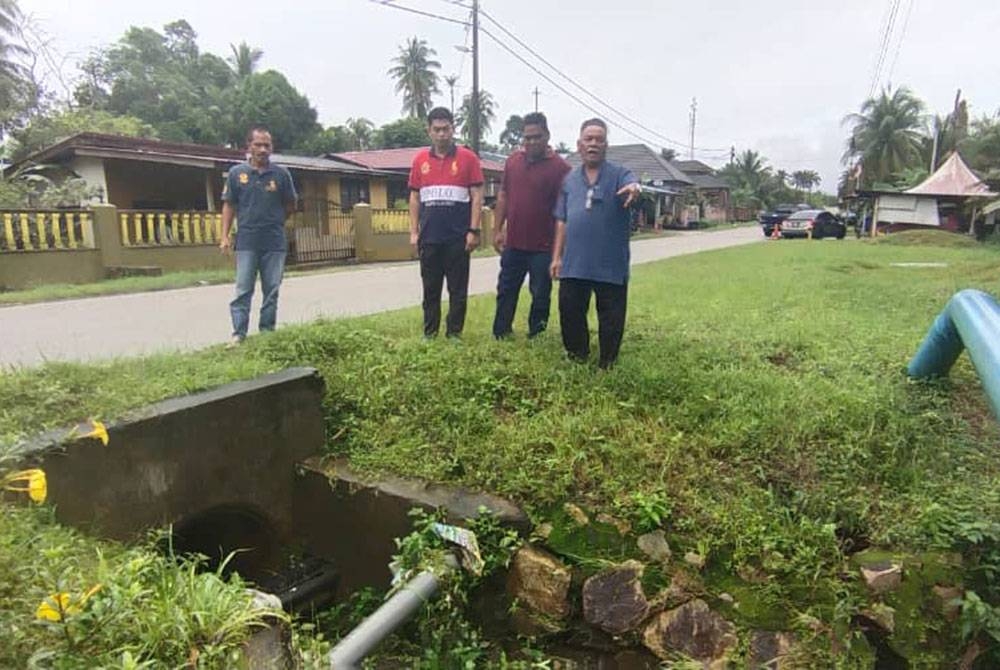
[566,144,694,226]
[3,132,399,264]
[671,159,731,223]
[861,152,997,233]
[330,147,506,207]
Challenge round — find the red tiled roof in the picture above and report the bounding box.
[334,147,505,173]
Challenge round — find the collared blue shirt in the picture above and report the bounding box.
[554,160,637,285]
[223,161,297,252]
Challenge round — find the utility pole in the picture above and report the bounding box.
[532,86,540,112]
[688,97,697,160]
[471,0,480,155]
[730,145,735,165]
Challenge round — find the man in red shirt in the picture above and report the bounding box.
[492,112,571,339]
[408,107,485,338]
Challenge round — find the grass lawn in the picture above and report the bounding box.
[4,231,1000,665]
[0,263,363,307]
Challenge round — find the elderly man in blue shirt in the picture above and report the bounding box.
[551,118,641,368]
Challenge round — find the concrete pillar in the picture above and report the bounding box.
[90,204,124,270]
[353,203,373,262]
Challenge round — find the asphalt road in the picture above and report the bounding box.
[0,226,763,368]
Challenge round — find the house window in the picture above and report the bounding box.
[387,180,410,209]
[339,178,369,213]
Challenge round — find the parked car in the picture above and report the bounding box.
[779,209,847,239]
[759,204,802,237]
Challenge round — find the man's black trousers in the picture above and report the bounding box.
[420,239,470,337]
[558,277,628,368]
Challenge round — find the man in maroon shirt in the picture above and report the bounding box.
[492,112,571,339]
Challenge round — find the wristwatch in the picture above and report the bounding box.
[467,228,481,235]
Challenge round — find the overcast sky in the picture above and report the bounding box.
[19,0,1000,192]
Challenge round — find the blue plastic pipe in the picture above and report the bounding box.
[908,289,1000,419]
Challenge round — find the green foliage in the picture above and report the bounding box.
[374,116,428,149]
[457,89,498,144]
[499,114,523,152]
[0,506,277,668]
[843,86,927,187]
[223,70,320,151]
[72,20,321,150]
[7,107,155,161]
[5,239,1000,662]
[0,163,102,207]
[387,37,441,119]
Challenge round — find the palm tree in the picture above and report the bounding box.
[456,89,496,143]
[734,149,770,192]
[444,74,459,113]
[228,41,263,78]
[346,117,374,151]
[843,86,926,187]
[387,37,441,119]
[791,169,821,193]
[0,0,26,81]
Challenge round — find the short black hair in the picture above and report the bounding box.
[522,112,548,133]
[579,118,608,134]
[427,107,454,125]
[246,124,271,144]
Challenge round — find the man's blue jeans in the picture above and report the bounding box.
[492,248,553,338]
[230,250,286,339]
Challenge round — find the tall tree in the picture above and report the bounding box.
[0,0,25,81]
[224,70,320,150]
[76,20,236,144]
[499,114,523,152]
[345,117,374,150]
[0,0,32,140]
[373,117,427,149]
[843,86,926,187]
[228,41,263,78]
[456,89,496,143]
[387,37,440,119]
[443,74,459,113]
[791,169,821,192]
[9,108,155,161]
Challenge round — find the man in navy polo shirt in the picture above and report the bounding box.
[492,112,571,339]
[551,118,641,368]
[408,107,485,338]
[220,125,297,346]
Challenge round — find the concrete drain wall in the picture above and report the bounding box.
[14,366,527,598]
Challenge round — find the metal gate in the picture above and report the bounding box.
[286,198,355,265]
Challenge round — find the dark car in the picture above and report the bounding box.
[779,209,847,239]
[759,204,801,237]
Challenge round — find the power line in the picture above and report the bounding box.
[886,0,915,85]
[479,25,724,158]
[479,7,730,153]
[868,0,902,98]
[368,1,469,26]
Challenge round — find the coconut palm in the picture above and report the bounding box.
[791,169,821,193]
[444,74,459,113]
[228,41,263,78]
[843,86,926,187]
[346,117,374,151]
[456,89,496,143]
[387,37,441,119]
[0,0,26,81]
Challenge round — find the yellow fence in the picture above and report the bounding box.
[1,210,93,252]
[118,210,223,247]
[371,208,410,234]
